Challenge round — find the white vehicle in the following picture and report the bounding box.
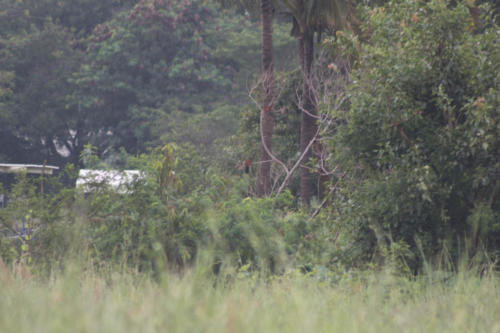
[76,169,143,195]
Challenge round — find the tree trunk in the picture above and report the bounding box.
[256,0,274,197]
[299,30,316,206]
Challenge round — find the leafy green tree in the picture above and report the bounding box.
[332,0,500,266]
[0,0,138,164]
[0,0,136,36]
[0,20,85,164]
[74,0,234,154]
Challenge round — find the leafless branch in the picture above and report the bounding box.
[275,125,322,196]
[308,171,345,222]
[247,49,352,199]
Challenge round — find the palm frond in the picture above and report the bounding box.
[282,0,352,33]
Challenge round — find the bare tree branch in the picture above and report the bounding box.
[308,170,344,222]
[246,49,351,200]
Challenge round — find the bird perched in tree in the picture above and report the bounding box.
[244,159,252,174]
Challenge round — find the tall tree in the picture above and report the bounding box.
[216,0,277,196]
[256,0,275,196]
[282,0,353,205]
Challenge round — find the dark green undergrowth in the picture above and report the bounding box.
[0,144,497,279]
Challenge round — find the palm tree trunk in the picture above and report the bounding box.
[299,30,316,206]
[256,0,274,197]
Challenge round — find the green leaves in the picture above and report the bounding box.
[332,0,500,264]
[74,0,238,154]
[0,19,84,164]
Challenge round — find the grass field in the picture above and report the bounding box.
[0,262,498,333]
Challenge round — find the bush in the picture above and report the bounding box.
[0,147,313,275]
[331,0,500,268]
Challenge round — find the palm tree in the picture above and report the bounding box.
[281,0,354,205]
[218,0,276,196]
[256,0,275,196]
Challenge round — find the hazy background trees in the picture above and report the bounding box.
[0,0,296,166]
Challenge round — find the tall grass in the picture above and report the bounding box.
[0,260,498,333]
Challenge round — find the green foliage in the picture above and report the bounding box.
[0,19,84,164]
[158,104,241,174]
[208,194,287,273]
[0,0,296,166]
[0,0,136,37]
[0,0,137,164]
[75,145,216,270]
[73,0,235,153]
[0,149,291,273]
[210,15,296,100]
[82,178,208,270]
[0,146,340,275]
[0,168,77,270]
[331,0,500,267]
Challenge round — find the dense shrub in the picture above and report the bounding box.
[0,147,318,274]
[330,0,500,268]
